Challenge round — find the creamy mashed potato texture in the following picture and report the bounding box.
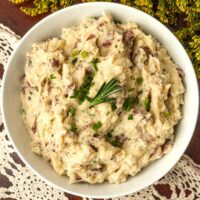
[21,14,185,184]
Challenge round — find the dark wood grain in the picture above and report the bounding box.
[0,0,200,199]
[0,1,48,36]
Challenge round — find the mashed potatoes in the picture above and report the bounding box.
[21,13,184,184]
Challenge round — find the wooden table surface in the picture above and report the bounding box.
[0,1,200,199]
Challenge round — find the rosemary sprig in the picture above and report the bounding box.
[89,78,121,108]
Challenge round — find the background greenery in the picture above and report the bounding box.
[10,0,200,77]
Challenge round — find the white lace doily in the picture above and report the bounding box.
[0,23,200,200]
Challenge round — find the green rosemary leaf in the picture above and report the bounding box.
[89,78,121,108]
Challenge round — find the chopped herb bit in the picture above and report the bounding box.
[21,109,26,114]
[138,90,143,95]
[144,97,151,112]
[50,74,56,79]
[68,107,76,117]
[72,50,79,57]
[111,101,117,111]
[111,140,122,148]
[105,132,112,141]
[92,58,99,71]
[85,95,92,102]
[89,113,95,117]
[81,50,88,59]
[105,132,122,148]
[114,19,122,24]
[128,114,133,120]
[71,123,78,134]
[106,111,110,116]
[136,77,143,84]
[92,121,102,131]
[89,78,121,108]
[123,96,139,111]
[29,91,33,95]
[164,111,171,117]
[28,96,31,100]
[71,73,94,104]
[128,88,134,92]
[72,57,78,64]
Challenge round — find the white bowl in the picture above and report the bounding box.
[1,2,199,198]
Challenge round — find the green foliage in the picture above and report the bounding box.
[10,0,27,4]
[9,0,200,78]
[134,0,154,16]
[191,36,200,62]
[176,22,200,78]
[10,0,73,16]
[189,36,200,77]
